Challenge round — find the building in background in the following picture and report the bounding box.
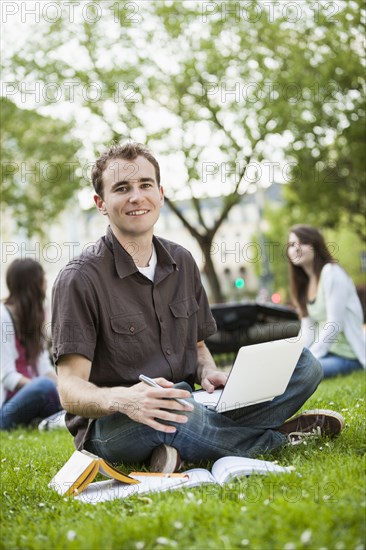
[0,184,283,306]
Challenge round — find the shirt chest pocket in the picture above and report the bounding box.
[109,312,148,370]
[169,296,199,348]
[110,313,147,339]
[169,296,199,319]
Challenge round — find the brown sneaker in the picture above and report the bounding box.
[278,409,345,445]
[149,444,181,473]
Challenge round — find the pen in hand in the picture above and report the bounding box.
[138,375,193,408]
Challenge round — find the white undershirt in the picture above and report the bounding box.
[137,244,157,281]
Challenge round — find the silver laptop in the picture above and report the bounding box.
[193,337,304,413]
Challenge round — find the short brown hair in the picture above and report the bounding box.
[91,142,161,197]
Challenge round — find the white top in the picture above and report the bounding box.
[0,303,54,407]
[137,244,157,282]
[300,264,365,368]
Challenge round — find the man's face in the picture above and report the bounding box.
[94,156,164,241]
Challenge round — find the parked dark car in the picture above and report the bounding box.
[206,301,300,354]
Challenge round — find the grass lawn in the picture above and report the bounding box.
[1,371,365,550]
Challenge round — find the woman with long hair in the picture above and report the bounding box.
[287,224,365,378]
[1,259,62,429]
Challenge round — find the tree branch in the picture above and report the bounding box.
[164,196,204,243]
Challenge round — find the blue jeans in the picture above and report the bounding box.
[0,377,61,430]
[319,353,363,378]
[84,348,323,463]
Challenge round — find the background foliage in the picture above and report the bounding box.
[1,0,365,299]
[1,98,81,236]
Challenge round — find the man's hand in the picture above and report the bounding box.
[201,370,228,393]
[196,340,228,393]
[109,377,193,434]
[57,356,193,434]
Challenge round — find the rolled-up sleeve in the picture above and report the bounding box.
[51,266,99,365]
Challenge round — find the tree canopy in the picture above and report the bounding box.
[1,97,81,236]
[2,0,364,299]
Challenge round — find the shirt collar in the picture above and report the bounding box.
[105,226,177,281]
[153,235,178,284]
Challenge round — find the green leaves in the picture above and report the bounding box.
[1,98,81,237]
[2,0,364,296]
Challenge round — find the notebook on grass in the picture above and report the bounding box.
[193,337,303,413]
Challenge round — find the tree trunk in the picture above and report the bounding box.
[201,238,224,304]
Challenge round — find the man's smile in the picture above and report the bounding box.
[126,209,149,216]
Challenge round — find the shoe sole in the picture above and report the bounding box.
[150,445,180,473]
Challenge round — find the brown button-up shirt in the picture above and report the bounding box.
[52,226,217,448]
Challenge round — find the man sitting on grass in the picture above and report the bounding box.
[52,142,344,473]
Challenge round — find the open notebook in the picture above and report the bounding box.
[193,337,304,413]
[74,456,294,504]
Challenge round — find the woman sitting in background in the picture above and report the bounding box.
[0,259,62,429]
[287,224,365,378]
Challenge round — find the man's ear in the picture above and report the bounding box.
[159,185,164,205]
[94,194,108,215]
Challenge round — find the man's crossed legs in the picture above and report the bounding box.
[84,349,343,467]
